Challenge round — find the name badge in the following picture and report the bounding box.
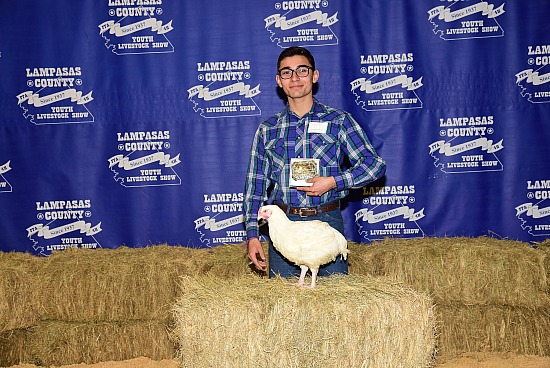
[307,121,328,134]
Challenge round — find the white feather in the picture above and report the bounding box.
[258,205,348,272]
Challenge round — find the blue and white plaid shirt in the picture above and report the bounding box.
[243,100,386,239]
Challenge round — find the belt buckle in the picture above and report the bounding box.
[298,207,316,217]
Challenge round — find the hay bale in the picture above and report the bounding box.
[0,328,33,367]
[38,244,251,322]
[541,242,550,293]
[436,303,550,356]
[200,241,257,277]
[0,243,252,366]
[0,251,41,332]
[26,320,176,366]
[3,238,549,365]
[172,274,436,368]
[350,237,550,306]
[37,246,186,322]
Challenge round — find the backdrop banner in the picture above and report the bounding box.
[0,1,549,255]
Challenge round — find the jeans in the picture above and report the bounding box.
[267,207,349,278]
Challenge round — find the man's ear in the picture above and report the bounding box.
[312,69,319,83]
[276,74,282,88]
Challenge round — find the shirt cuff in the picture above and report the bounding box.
[333,174,349,191]
[247,228,259,240]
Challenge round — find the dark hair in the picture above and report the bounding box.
[277,46,316,71]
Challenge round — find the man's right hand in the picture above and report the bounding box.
[247,237,266,271]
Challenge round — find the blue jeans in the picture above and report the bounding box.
[267,207,349,278]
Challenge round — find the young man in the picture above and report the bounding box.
[243,46,386,278]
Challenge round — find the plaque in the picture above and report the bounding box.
[289,158,319,187]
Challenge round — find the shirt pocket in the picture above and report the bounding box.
[311,133,339,165]
[264,138,287,175]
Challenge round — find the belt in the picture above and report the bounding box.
[276,201,340,217]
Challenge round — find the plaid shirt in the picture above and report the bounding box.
[243,100,386,239]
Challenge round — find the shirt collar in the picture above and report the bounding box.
[285,99,320,118]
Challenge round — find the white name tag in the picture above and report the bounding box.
[307,121,328,134]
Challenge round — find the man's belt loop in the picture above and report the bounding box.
[276,201,340,217]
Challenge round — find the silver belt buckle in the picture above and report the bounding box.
[298,207,315,217]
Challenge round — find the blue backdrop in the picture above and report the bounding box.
[0,1,549,256]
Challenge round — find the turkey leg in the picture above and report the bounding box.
[310,268,318,288]
[297,265,309,286]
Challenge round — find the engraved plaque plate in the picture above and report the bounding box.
[289,158,319,187]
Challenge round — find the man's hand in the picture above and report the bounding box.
[247,237,266,271]
[297,176,336,197]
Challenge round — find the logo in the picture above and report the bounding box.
[355,185,425,242]
[17,67,94,125]
[99,0,174,55]
[430,115,503,174]
[265,0,338,48]
[188,60,261,118]
[108,130,181,187]
[516,180,550,237]
[0,160,12,193]
[27,199,102,256]
[516,44,550,104]
[194,192,245,247]
[428,1,505,41]
[351,53,423,112]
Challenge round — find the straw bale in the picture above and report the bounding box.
[541,244,550,293]
[3,238,550,365]
[198,241,254,276]
[24,320,176,366]
[172,274,436,368]
[0,328,33,367]
[538,238,550,248]
[436,303,550,356]
[0,251,41,332]
[38,244,251,322]
[349,237,550,306]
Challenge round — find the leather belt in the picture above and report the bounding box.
[276,201,340,217]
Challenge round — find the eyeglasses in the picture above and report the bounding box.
[278,65,313,79]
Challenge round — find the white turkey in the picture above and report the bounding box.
[258,204,348,288]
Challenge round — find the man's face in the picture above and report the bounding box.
[276,55,319,101]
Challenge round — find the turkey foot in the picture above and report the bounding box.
[297,265,309,287]
[297,265,318,288]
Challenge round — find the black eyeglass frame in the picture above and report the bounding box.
[277,65,314,79]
